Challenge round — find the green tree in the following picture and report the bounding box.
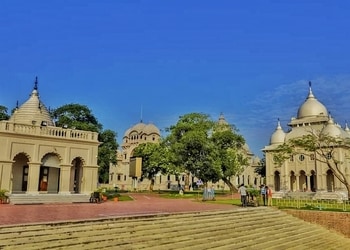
[254,156,266,178]
[98,130,118,183]
[51,103,102,132]
[273,129,350,200]
[51,104,118,183]
[212,123,248,192]
[165,113,221,188]
[0,105,10,121]
[133,142,172,191]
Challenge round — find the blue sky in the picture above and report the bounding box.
[1,1,350,158]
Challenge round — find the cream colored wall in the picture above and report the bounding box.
[0,121,100,194]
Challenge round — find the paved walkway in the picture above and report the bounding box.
[0,193,237,226]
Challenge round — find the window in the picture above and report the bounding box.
[299,155,305,161]
[290,155,294,162]
[326,152,332,159]
[310,154,315,160]
[117,175,121,181]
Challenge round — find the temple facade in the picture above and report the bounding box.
[263,83,350,199]
[0,78,100,203]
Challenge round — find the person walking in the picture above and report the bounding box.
[238,184,247,207]
[260,184,266,206]
[266,186,273,206]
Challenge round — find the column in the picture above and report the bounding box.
[59,165,72,194]
[296,175,300,191]
[26,162,41,194]
[306,175,311,191]
[0,162,13,191]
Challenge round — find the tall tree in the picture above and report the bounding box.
[133,142,172,191]
[273,129,350,200]
[98,130,118,183]
[212,123,248,191]
[165,113,221,188]
[0,105,10,121]
[51,103,118,183]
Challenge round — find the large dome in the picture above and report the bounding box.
[297,85,328,119]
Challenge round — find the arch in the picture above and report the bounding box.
[290,171,296,191]
[299,170,307,191]
[326,169,334,192]
[12,153,30,193]
[274,171,280,191]
[12,151,31,162]
[39,153,62,193]
[71,157,84,193]
[41,152,62,167]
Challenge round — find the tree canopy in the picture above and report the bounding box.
[51,103,102,132]
[0,105,10,121]
[51,103,117,183]
[163,112,248,191]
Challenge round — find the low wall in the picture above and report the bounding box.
[285,209,350,238]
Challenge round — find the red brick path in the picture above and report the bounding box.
[0,193,236,226]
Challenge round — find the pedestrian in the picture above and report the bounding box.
[260,184,266,206]
[238,184,247,207]
[266,186,273,206]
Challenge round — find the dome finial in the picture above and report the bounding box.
[34,76,38,90]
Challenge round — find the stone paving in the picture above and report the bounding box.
[0,193,236,226]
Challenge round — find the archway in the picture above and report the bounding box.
[299,170,307,192]
[274,171,280,191]
[12,153,30,193]
[40,153,61,193]
[326,169,334,192]
[290,171,296,192]
[71,158,83,193]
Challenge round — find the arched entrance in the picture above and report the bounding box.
[71,158,83,193]
[326,169,334,192]
[274,171,280,191]
[290,171,296,191]
[40,153,61,193]
[12,153,30,193]
[299,170,307,192]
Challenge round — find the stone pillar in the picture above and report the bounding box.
[59,165,72,194]
[0,162,13,192]
[306,175,311,191]
[26,162,41,194]
[296,175,300,191]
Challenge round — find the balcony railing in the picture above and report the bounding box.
[0,121,99,142]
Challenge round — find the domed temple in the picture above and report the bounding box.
[109,113,262,191]
[0,78,100,204]
[263,82,350,200]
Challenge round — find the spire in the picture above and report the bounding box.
[277,118,282,129]
[307,81,314,98]
[34,76,38,91]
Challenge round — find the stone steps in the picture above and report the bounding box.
[8,193,90,204]
[1,208,350,249]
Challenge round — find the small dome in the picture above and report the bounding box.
[9,79,54,126]
[297,83,328,119]
[321,117,342,138]
[124,121,160,138]
[270,120,286,145]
